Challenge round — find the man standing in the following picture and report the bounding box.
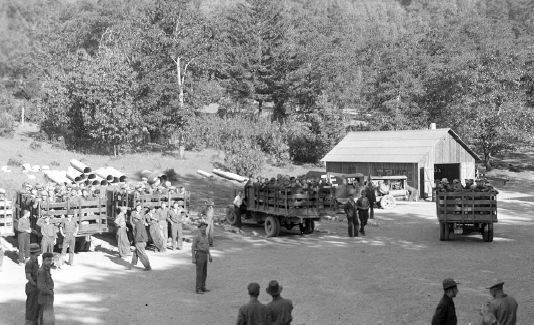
[146,207,165,252]
[356,190,370,236]
[191,222,212,294]
[486,280,518,325]
[204,199,215,246]
[60,213,78,266]
[431,278,459,325]
[158,202,170,247]
[37,216,57,254]
[167,202,184,250]
[37,252,55,325]
[25,243,41,325]
[18,210,32,264]
[233,191,245,229]
[130,212,152,271]
[365,181,376,219]
[237,282,270,325]
[266,280,293,325]
[343,194,358,237]
[114,206,131,257]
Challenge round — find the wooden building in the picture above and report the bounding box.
[321,128,480,198]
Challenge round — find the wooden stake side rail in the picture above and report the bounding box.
[436,191,498,223]
[0,200,14,236]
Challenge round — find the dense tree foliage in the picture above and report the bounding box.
[1,0,533,170]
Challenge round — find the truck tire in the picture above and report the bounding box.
[264,216,280,237]
[379,195,396,209]
[226,206,238,225]
[443,222,450,241]
[439,222,446,241]
[299,219,315,234]
[483,223,494,242]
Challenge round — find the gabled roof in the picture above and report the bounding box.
[321,128,480,163]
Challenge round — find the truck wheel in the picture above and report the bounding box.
[484,223,494,242]
[379,195,396,209]
[439,222,446,241]
[264,216,280,237]
[299,219,315,234]
[226,206,238,225]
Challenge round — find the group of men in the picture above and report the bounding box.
[344,182,375,237]
[24,243,56,325]
[237,280,293,325]
[432,278,518,325]
[17,210,78,267]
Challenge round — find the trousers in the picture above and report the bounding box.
[170,223,183,250]
[347,216,359,237]
[41,237,54,254]
[18,232,30,263]
[195,251,208,291]
[206,221,214,245]
[25,283,39,323]
[38,296,55,325]
[131,242,150,269]
[61,235,75,265]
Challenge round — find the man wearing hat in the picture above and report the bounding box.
[236,282,270,325]
[486,280,518,325]
[431,278,459,325]
[191,222,212,294]
[37,252,55,324]
[60,213,78,266]
[266,280,293,325]
[18,210,33,264]
[167,201,185,250]
[25,243,41,324]
[130,208,152,271]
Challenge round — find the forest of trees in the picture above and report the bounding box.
[1,0,533,175]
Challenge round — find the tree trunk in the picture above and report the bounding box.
[484,152,492,171]
[176,58,184,110]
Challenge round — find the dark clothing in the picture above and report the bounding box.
[25,258,39,322]
[356,196,370,234]
[234,205,243,228]
[267,296,293,325]
[344,201,359,237]
[431,294,457,325]
[134,219,148,243]
[18,232,31,263]
[366,187,376,219]
[37,265,55,325]
[488,294,518,325]
[192,233,211,291]
[237,299,270,325]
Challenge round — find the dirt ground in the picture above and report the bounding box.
[1,124,533,324]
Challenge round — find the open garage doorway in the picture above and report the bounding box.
[434,163,460,183]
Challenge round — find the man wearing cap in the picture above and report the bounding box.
[431,278,459,325]
[167,202,185,250]
[157,202,170,248]
[191,222,212,294]
[130,209,152,271]
[237,282,270,325]
[37,216,57,254]
[60,213,78,266]
[25,243,41,325]
[266,280,293,325]
[115,206,131,257]
[37,252,55,324]
[18,210,33,264]
[486,281,518,325]
[344,194,358,237]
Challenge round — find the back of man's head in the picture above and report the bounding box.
[248,282,260,297]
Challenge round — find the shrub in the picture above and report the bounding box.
[223,139,264,177]
[164,168,179,182]
[0,112,15,137]
[7,157,23,166]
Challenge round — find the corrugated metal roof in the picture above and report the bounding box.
[321,128,479,163]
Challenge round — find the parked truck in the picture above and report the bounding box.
[226,183,329,237]
[435,190,498,242]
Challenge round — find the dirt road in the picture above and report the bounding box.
[1,192,533,324]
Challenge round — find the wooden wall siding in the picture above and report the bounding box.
[326,162,418,187]
[434,134,476,165]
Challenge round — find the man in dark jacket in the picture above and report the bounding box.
[266,280,293,325]
[236,282,270,325]
[365,181,376,219]
[356,190,370,235]
[343,194,358,237]
[487,280,518,325]
[130,214,151,271]
[431,278,459,325]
